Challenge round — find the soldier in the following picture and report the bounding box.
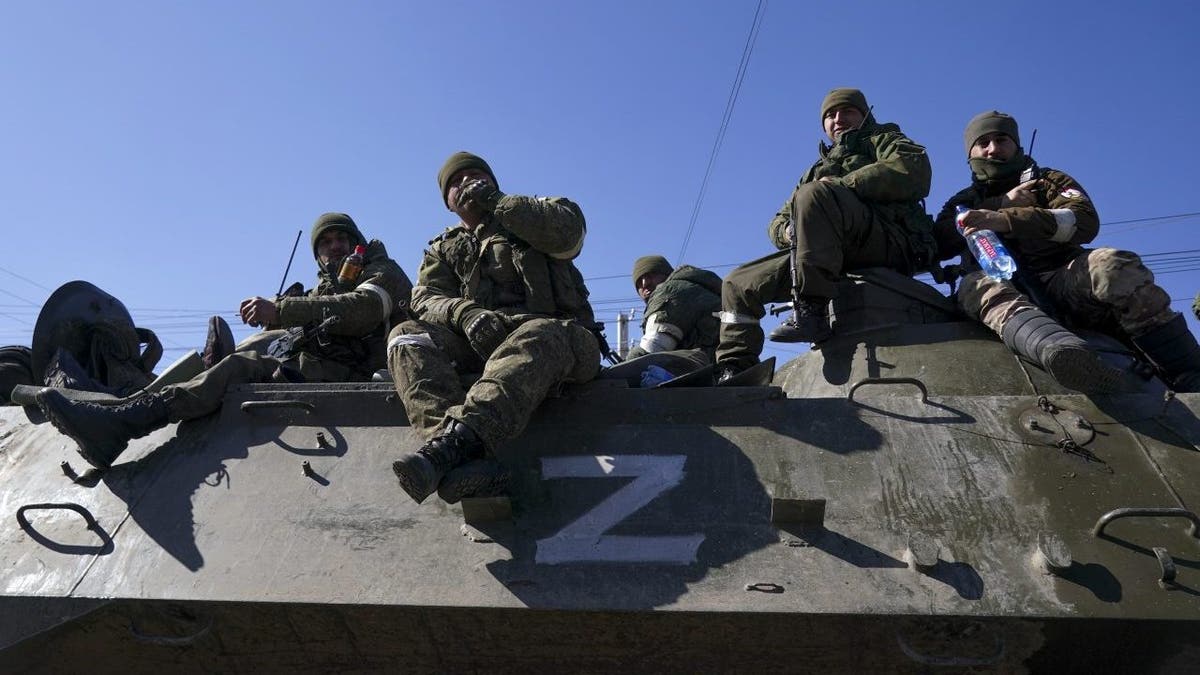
[937,111,1200,392]
[626,255,721,361]
[387,152,601,505]
[36,213,414,468]
[714,88,936,380]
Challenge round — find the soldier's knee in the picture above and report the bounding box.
[386,321,439,358]
[1088,248,1154,301]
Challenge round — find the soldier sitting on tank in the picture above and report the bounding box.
[35,213,414,469]
[936,111,1200,393]
[626,254,721,363]
[713,88,937,382]
[387,152,601,505]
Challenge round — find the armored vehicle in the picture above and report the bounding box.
[2,271,1198,673]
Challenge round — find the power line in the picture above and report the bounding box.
[677,0,766,262]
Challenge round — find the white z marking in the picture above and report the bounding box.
[535,455,705,565]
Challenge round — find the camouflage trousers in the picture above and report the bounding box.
[164,346,359,421]
[958,248,1175,338]
[715,182,908,370]
[387,317,601,450]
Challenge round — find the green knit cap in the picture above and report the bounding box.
[437,151,498,208]
[820,88,869,123]
[310,212,365,259]
[963,110,1021,156]
[631,255,674,289]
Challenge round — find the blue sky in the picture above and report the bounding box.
[2,1,1198,369]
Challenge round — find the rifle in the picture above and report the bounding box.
[770,217,802,321]
[590,321,622,366]
[266,313,342,360]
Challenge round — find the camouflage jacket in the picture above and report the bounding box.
[276,239,413,375]
[767,118,936,269]
[413,194,596,332]
[934,162,1099,274]
[627,265,721,360]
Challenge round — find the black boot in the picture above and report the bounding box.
[392,420,484,504]
[1001,309,1126,394]
[437,459,511,504]
[769,297,832,344]
[1132,315,1200,393]
[202,316,235,369]
[36,388,171,469]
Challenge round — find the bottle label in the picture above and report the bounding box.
[976,235,998,260]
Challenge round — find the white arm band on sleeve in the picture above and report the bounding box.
[1048,209,1078,243]
[358,283,394,320]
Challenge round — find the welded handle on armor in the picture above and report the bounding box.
[239,400,315,414]
[136,327,163,373]
[1091,507,1200,539]
[848,377,930,405]
[16,502,101,531]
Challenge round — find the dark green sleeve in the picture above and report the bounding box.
[840,131,931,203]
[411,236,476,333]
[276,240,413,335]
[493,195,586,260]
[767,185,798,249]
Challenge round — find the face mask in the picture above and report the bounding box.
[969,152,1028,184]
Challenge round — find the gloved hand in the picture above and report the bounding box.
[455,178,503,215]
[461,307,509,360]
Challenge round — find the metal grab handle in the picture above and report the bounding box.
[848,377,929,405]
[240,400,315,414]
[16,502,102,531]
[1092,507,1200,539]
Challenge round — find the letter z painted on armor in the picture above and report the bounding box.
[535,455,705,565]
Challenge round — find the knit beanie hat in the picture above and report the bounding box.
[963,111,1021,156]
[631,255,674,289]
[437,151,498,207]
[820,88,869,122]
[310,212,364,259]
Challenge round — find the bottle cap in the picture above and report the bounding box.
[353,245,366,255]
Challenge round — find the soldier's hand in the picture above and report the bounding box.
[463,309,509,361]
[239,297,279,328]
[957,209,1012,237]
[456,178,501,217]
[783,223,795,245]
[1000,179,1040,208]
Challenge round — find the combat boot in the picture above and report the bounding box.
[437,458,512,504]
[36,388,171,469]
[1001,309,1126,394]
[202,316,235,369]
[769,297,832,344]
[1132,315,1200,393]
[392,420,484,504]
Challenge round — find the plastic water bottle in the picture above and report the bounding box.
[956,205,1016,281]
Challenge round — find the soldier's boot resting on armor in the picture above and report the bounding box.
[768,297,832,344]
[392,420,485,504]
[36,387,170,469]
[437,459,512,504]
[1132,315,1200,393]
[203,315,235,369]
[1001,309,1126,394]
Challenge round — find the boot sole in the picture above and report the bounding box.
[1044,348,1127,394]
[392,456,436,504]
[37,389,127,469]
[437,462,511,504]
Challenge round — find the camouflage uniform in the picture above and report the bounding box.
[166,221,413,421]
[388,194,600,451]
[34,213,414,469]
[716,109,935,370]
[937,166,1174,340]
[627,264,722,361]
